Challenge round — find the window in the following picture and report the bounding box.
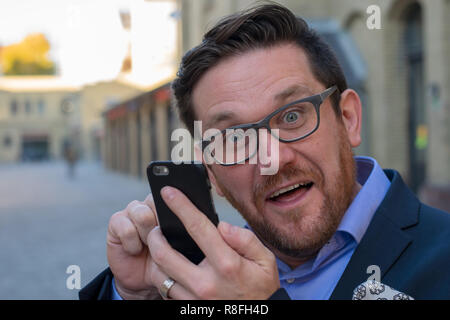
[61,97,75,114]
[25,100,31,114]
[38,100,45,115]
[3,135,12,147]
[10,100,18,116]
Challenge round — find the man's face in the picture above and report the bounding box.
[192,43,360,265]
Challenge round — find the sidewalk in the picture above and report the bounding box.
[0,161,243,299]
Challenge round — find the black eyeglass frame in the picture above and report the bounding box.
[201,85,338,166]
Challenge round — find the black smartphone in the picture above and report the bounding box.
[146,161,219,265]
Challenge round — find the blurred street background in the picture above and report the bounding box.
[0,160,242,299]
[0,0,449,299]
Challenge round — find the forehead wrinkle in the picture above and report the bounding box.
[201,76,268,130]
[205,110,237,130]
[273,84,314,104]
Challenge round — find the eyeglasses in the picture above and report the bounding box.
[202,85,338,166]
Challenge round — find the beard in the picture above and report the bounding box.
[213,129,357,261]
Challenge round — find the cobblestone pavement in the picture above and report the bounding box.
[0,161,244,300]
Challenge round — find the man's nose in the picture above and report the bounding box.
[275,137,297,169]
[257,129,296,170]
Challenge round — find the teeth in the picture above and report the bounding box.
[269,183,310,199]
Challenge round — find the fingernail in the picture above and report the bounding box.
[221,221,237,235]
[161,186,176,200]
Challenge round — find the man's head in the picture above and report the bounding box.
[172,4,348,137]
[172,4,363,267]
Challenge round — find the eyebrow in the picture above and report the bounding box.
[273,84,313,103]
[205,85,314,130]
[205,111,237,130]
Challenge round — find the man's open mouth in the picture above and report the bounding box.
[267,182,314,202]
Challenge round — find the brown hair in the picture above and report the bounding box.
[171,3,347,136]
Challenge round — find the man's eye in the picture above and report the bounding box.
[226,132,244,143]
[283,111,300,123]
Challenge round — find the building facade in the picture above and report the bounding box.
[102,81,179,178]
[0,76,143,162]
[0,76,80,162]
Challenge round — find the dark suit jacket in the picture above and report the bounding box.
[79,169,450,300]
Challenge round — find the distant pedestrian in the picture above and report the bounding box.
[63,142,78,179]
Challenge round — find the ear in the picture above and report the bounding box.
[338,88,362,148]
[194,143,225,197]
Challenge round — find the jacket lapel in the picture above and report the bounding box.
[330,170,419,300]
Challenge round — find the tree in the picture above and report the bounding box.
[0,33,55,75]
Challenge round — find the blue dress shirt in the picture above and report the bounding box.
[112,156,390,300]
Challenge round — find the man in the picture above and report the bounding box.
[80,4,450,300]
[63,140,78,179]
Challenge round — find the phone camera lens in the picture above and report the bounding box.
[153,165,169,176]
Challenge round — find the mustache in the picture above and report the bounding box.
[253,162,323,201]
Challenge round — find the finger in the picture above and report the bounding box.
[149,261,196,300]
[160,186,238,269]
[218,221,274,265]
[108,212,143,255]
[143,193,158,220]
[144,193,159,225]
[127,200,157,245]
[143,193,160,226]
[148,227,205,295]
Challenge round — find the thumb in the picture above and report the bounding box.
[218,221,274,266]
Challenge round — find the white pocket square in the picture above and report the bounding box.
[352,280,414,300]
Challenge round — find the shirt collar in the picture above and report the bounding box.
[337,156,391,244]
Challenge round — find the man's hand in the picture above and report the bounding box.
[107,194,161,300]
[147,186,280,300]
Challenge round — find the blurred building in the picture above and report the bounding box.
[102,81,179,177]
[0,75,143,162]
[78,77,146,161]
[0,76,80,162]
[102,0,181,177]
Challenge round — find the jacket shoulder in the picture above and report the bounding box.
[416,203,450,241]
[420,203,450,221]
[412,203,450,258]
[395,203,450,299]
